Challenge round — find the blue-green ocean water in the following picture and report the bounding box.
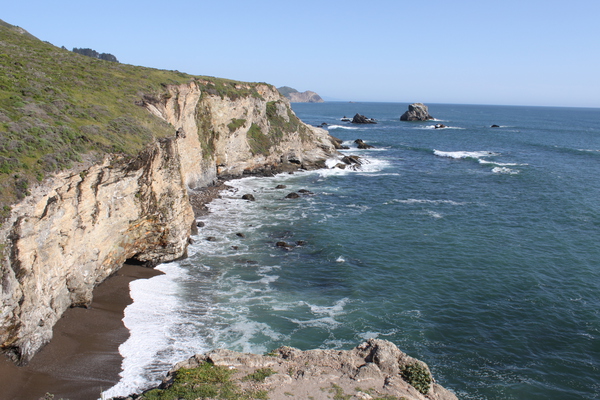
[105,103,600,400]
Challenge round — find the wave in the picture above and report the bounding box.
[322,155,390,176]
[326,124,361,130]
[387,198,467,206]
[434,150,500,160]
[492,166,520,175]
[418,125,465,130]
[103,263,208,398]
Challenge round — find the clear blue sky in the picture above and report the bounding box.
[3,0,599,107]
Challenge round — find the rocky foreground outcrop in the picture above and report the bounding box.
[118,339,457,400]
[0,82,338,364]
[400,103,434,121]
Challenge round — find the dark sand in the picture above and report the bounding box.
[0,264,162,400]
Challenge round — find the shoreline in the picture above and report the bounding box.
[0,264,162,400]
[0,182,230,400]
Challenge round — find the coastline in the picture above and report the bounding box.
[0,182,229,400]
[0,264,162,400]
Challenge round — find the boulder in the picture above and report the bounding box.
[341,155,362,165]
[285,192,300,199]
[275,184,287,189]
[491,124,500,128]
[276,241,294,249]
[400,103,434,121]
[355,139,374,149]
[241,194,256,201]
[434,124,447,129]
[352,113,377,124]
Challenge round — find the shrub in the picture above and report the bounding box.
[242,368,275,382]
[401,363,431,395]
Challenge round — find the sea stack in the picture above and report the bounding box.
[400,103,434,121]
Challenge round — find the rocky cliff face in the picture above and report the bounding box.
[0,82,337,364]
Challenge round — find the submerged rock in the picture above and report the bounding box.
[355,139,375,149]
[241,193,256,201]
[400,103,434,121]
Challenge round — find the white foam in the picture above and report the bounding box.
[336,256,346,263]
[479,159,525,167]
[426,210,443,219]
[388,199,466,206]
[103,263,208,399]
[434,150,499,159]
[492,167,520,175]
[327,124,360,130]
[419,124,465,130]
[307,298,349,317]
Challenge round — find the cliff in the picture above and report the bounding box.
[119,339,458,400]
[0,21,338,364]
[277,86,324,103]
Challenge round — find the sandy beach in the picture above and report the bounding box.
[0,264,162,400]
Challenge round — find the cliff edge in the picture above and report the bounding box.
[118,339,458,400]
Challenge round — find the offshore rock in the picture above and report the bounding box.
[352,113,377,124]
[0,82,338,364]
[355,139,375,149]
[121,339,458,400]
[400,103,434,121]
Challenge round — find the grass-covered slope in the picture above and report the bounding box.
[0,19,264,221]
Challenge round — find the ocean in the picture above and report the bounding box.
[104,102,600,400]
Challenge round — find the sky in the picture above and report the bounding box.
[2,0,600,108]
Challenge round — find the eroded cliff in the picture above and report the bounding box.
[0,81,338,364]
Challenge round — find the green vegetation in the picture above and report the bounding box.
[227,118,246,133]
[139,362,268,400]
[72,47,118,62]
[265,101,312,143]
[243,100,314,157]
[247,123,271,156]
[241,368,275,382]
[0,19,270,219]
[328,384,350,400]
[401,363,431,395]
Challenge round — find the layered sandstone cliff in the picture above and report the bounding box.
[0,82,337,364]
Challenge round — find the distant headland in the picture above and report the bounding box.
[277,86,324,103]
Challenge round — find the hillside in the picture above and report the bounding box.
[0,19,273,221]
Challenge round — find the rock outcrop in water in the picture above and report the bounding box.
[118,339,457,400]
[0,82,338,364]
[352,113,377,124]
[400,103,434,121]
